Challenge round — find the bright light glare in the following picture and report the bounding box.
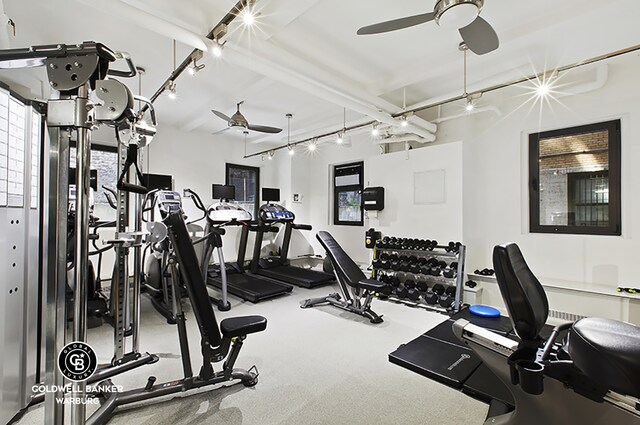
[212,44,223,58]
[242,9,255,26]
[288,147,295,156]
[308,142,317,151]
[371,127,379,136]
[336,134,343,144]
[168,91,176,100]
[400,118,408,127]
[536,82,551,97]
[465,101,475,112]
[188,67,196,76]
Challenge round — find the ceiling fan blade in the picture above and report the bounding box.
[357,12,435,35]
[247,124,283,134]
[212,127,231,136]
[211,110,232,122]
[459,16,499,55]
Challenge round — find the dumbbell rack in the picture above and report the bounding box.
[372,242,466,315]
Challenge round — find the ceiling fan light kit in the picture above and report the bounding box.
[211,101,283,135]
[435,0,482,29]
[357,0,498,55]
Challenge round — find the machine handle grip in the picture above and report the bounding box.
[117,181,148,194]
[107,51,136,78]
[293,224,312,231]
[248,224,279,233]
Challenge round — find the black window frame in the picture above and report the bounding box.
[529,119,621,236]
[225,163,260,221]
[69,141,120,227]
[333,161,364,227]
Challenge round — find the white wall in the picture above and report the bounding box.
[271,138,463,266]
[455,60,639,289]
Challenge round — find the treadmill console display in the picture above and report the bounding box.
[259,204,295,223]
[208,201,253,224]
[156,190,182,217]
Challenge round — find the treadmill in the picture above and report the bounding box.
[250,188,335,288]
[205,184,293,303]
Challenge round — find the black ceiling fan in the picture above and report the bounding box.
[357,0,499,55]
[211,101,283,135]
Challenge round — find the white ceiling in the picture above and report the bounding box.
[2,0,640,146]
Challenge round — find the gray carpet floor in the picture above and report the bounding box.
[17,283,488,424]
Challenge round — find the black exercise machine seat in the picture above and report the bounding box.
[221,316,267,338]
[493,244,548,343]
[316,231,385,291]
[164,212,267,346]
[494,243,640,398]
[569,317,640,398]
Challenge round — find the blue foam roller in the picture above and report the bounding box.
[469,304,501,318]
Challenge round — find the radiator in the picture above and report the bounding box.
[548,309,587,322]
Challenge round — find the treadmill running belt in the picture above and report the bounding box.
[257,265,334,288]
[208,273,292,303]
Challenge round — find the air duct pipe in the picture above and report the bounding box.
[77,0,212,52]
[433,105,502,124]
[558,64,608,97]
[374,134,426,145]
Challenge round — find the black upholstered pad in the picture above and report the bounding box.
[493,244,548,342]
[358,278,386,291]
[569,317,640,398]
[316,231,366,288]
[164,212,222,347]
[220,315,267,338]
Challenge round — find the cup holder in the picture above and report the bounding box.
[515,360,544,395]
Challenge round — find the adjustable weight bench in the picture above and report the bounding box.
[301,231,385,323]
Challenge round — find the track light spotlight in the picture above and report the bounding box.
[212,40,224,58]
[268,150,274,160]
[465,96,475,111]
[400,116,409,127]
[288,145,295,156]
[188,59,205,75]
[336,132,344,144]
[371,123,379,137]
[167,80,177,100]
[242,8,256,26]
[308,139,317,152]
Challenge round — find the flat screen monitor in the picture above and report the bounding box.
[69,168,98,191]
[262,187,280,202]
[213,184,235,200]
[143,173,173,191]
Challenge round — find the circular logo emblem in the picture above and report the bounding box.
[58,342,97,382]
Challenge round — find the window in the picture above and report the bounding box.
[226,163,259,220]
[529,120,621,235]
[70,143,119,224]
[333,161,364,226]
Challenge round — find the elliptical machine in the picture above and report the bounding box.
[142,190,185,323]
[143,187,231,319]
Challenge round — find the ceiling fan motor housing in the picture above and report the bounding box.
[434,0,483,28]
[229,112,248,129]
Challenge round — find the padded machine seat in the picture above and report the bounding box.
[358,279,387,291]
[221,315,267,338]
[569,317,640,398]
